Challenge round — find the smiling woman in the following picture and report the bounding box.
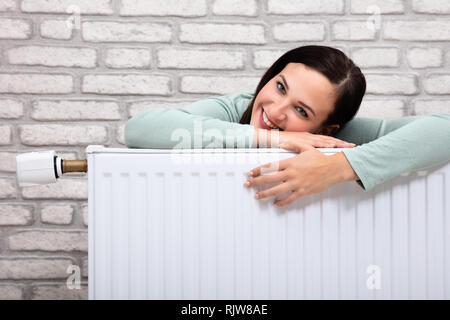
[243,46,365,135]
[124,45,450,206]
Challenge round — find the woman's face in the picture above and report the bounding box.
[250,62,339,135]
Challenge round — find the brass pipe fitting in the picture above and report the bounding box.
[62,160,88,173]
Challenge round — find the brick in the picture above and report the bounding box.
[105,48,151,69]
[0,99,24,119]
[82,74,171,95]
[424,75,450,94]
[41,205,74,225]
[40,20,73,40]
[20,125,107,146]
[273,23,325,41]
[407,47,443,69]
[56,152,78,161]
[21,0,113,14]
[31,100,121,120]
[157,48,244,69]
[412,0,450,14]
[0,258,73,279]
[253,50,285,69]
[7,46,94,69]
[0,205,34,226]
[21,179,87,200]
[384,21,450,41]
[82,21,171,43]
[9,230,87,252]
[179,23,265,44]
[351,0,404,14]
[181,76,259,94]
[81,205,88,227]
[0,152,16,172]
[128,100,195,117]
[351,47,399,68]
[116,124,125,145]
[268,0,344,14]
[31,284,88,300]
[0,285,22,300]
[332,21,377,40]
[0,74,73,94]
[212,0,257,16]
[120,0,206,16]
[0,125,12,145]
[0,19,32,39]
[357,99,405,118]
[413,100,450,115]
[81,256,88,277]
[0,0,16,11]
[365,74,419,95]
[7,46,97,68]
[0,178,16,199]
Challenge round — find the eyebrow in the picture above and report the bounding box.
[279,74,316,118]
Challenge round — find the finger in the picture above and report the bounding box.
[245,170,289,188]
[316,140,355,148]
[249,159,288,177]
[316,137,354,147]
[273,190,302,207]
[328,138,356,147]
[255,182,293,200]
[279,141,315,153]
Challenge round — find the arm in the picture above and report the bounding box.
[125,92,255,149]
[333,113,450,191]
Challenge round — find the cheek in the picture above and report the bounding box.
[283,115,317,133]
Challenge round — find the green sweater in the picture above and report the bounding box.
[125,92,450,191]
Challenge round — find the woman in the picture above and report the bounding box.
[125,45,450,207]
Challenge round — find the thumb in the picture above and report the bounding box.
[279,141,315,153]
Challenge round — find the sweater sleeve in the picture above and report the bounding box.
[125,92,255,149]
[333,113,450,191]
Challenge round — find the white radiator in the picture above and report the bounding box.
[87,145,450,300]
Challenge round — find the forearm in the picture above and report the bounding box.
[330,152,360,183]
[253,128,281,148]
[126,108,255,149]
[341,113,450,191]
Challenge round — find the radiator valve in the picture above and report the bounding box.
[16,150,87,187]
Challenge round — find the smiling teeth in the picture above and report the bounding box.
[263,110,278,129]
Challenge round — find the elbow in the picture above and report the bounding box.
[124,116,150,149]
[124,119,138,148]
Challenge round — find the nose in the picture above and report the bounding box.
[272,101,289,122]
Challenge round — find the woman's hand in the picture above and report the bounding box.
[245,140,359,207]
[255,128,356,148]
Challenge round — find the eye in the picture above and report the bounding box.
[276,81,309,119]
[276,81,286,94]
[295,106,308,118]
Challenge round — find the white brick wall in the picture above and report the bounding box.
[40,20,73,40]
[7,46,97,68]
[8,230,87,252]
[0,0,449,300]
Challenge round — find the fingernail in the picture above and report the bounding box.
[244,181,250,187]
[254,193,260,199]
[248,171,253,176]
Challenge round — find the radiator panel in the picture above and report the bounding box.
[87,148,450,300]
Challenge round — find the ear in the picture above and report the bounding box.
[317,124,340,136]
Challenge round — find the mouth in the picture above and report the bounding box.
[259,108,280,130]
